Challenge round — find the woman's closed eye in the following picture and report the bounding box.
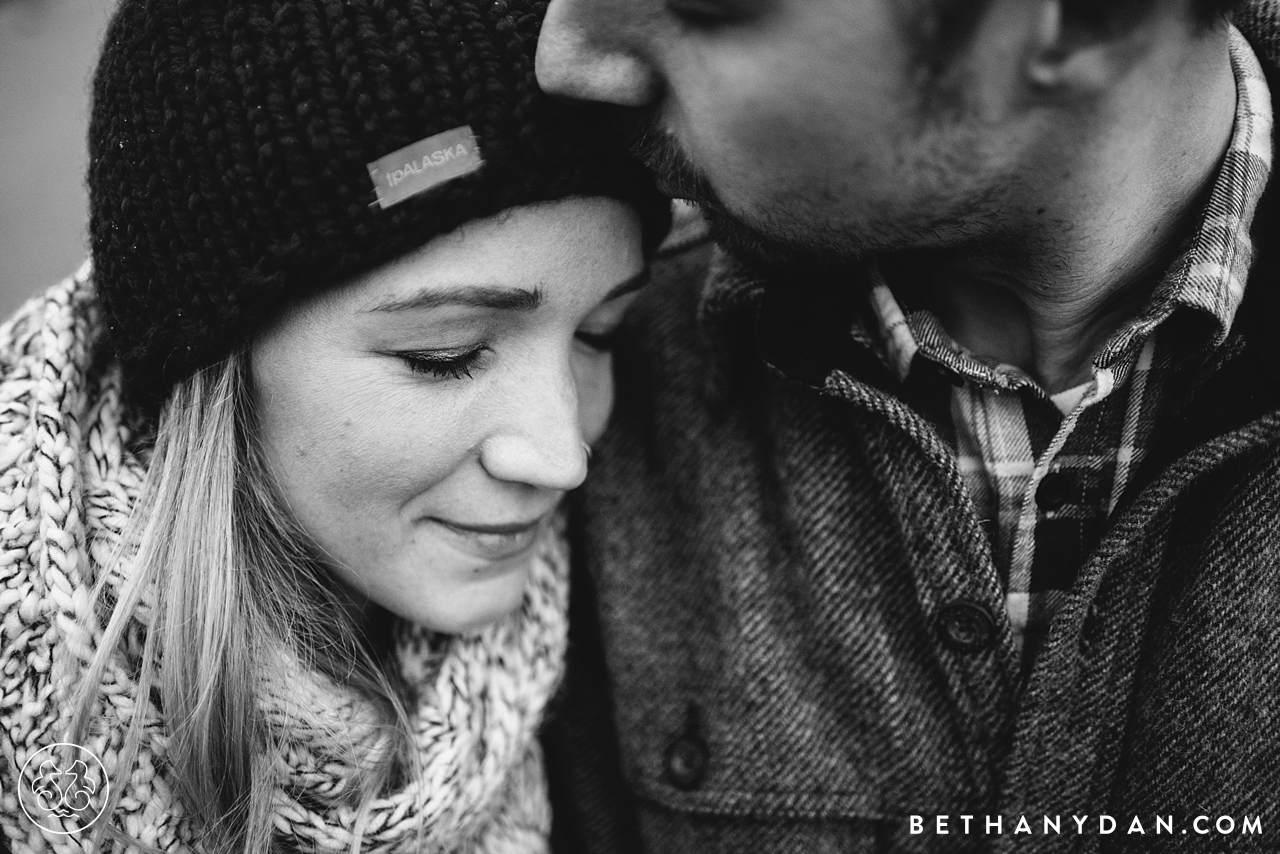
[574,287,643,353]
[393,344,492,380]
[574,328,623,352]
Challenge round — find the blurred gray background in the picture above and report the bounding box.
[1,0,117,320]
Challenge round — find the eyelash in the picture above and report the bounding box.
[396,345,491,380]
[392,326,619,380]
[575,330,621,353]
[666,0,732,26]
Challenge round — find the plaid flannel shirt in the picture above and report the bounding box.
[868,25,1274,661]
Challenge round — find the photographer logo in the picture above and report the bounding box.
[18,742,109,834]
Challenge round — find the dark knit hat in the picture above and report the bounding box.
[88,0,670,401]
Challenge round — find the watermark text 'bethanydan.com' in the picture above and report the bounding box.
[909,815,1262,838]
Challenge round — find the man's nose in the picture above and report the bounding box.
[536,0,659,107]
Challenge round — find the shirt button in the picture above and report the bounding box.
[928,361,967,387]
[664,734,709,791]
[1036,471,1072,512]
[937,599,997,652]
[980,517,999,544]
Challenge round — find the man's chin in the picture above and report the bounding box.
[700,207,858,276]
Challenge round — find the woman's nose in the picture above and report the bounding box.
[536,0,660,107]
[479,359,589,492]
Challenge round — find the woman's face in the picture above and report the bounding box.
[252,196,646,632]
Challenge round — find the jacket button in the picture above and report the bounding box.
[1035,471,1072,511]
[664,734,709,791]
[937,599,997,652]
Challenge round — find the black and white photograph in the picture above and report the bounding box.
[0,0,1276,851]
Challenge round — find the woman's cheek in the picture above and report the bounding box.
[344,389,481,500]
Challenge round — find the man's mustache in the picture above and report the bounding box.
[599,105,835,273]
[606,108,719,207]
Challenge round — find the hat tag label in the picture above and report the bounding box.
[367,125,483,209]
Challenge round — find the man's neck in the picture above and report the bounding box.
[884,30,1238,394]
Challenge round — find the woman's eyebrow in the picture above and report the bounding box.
[363,285,544,313]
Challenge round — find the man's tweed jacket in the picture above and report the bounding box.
[546,6,1280,853]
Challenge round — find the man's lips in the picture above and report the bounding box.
[654,171,699,202]
[616,114,715,205]
[424,514,549,562]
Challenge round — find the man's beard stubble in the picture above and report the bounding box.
[607,107,859,276]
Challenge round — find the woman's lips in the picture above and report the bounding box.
[425,515,546,562]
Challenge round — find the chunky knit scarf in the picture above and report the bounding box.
[0,268,568,853]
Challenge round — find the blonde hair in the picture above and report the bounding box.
[69,351,416,854]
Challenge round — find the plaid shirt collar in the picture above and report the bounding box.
[1131,24,1275,353]
[870,25,1274,392]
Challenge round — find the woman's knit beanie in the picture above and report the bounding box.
[88,0,670,402]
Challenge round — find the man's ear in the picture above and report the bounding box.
[1023,0,1163,94]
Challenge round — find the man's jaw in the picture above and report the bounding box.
[608,107,861,273]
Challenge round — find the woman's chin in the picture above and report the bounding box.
[385,561,532,635]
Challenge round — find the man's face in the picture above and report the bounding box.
[537,0,1032,267]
